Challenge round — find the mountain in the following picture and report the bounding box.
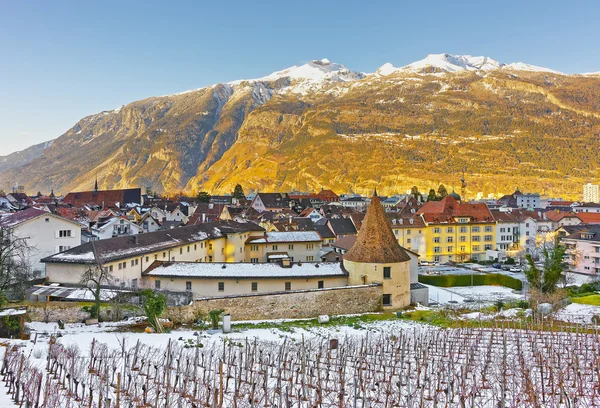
[1,54,600,199]
[0,140,53,174]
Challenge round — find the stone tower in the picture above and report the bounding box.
[343,193,412,308]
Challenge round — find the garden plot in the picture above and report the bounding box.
[426,284,524,307]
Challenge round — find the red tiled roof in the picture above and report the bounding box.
[417,196,493,224]
[577,213,600,224]
[63,188,141,207]
[544,210,578,222]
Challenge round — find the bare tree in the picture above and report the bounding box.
[79,239,113,321]
[0,225,34,303]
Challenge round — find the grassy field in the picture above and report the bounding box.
[571,294,600,306]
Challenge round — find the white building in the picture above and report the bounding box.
[92,217,142,240]
[246,231,323,263]
[583,183,599,203]
[0,208,82,275]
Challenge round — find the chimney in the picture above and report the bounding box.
[134,235,139,244]
[202,213,206,223]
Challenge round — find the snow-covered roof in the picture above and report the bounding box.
[144,261,347,279]
[42,220,264,264]
[249,231,322,244]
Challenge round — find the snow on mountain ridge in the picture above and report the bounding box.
[376,53,561,76]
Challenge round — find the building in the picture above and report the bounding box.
[91,217,142,240]
[63,186,142,208]
[0,208,82,275]
[563,226,600,275]
[583,183,599,203]
[340,196,369,210]
[250,193,292,213]
[142,261,348,296]
[343,193,417,308]
[417,196,496,263]
[388,215,427,255]
[572,202,600,214]
[42,220,265,288]
[498,188,541,209]
[245,231,323,263]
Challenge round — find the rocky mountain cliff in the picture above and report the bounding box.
[2,54,600,198]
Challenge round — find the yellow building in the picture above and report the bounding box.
[343,193,412,309]
[416,196,496,263]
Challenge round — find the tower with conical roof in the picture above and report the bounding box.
[343,192,412,308]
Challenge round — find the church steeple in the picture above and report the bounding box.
[373,187,378,197]
[94,177,99,193]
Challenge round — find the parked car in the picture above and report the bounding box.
[492,263,502,269]
[509,267,521,273]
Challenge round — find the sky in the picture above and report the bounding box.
[1,0,599,155]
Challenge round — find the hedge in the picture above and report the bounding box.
[418,273,523,291]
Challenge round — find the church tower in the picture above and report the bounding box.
[343,192,412,308]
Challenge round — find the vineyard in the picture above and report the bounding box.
[2,322,600,407]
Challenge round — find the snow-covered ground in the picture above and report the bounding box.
[425,284,525,307]
[554,303,600,325]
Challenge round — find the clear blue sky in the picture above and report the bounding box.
[1,0,598,155]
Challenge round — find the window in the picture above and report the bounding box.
[155,254,158,260]
[434,246,441,253]
[163,252,166,258]
[155,280,161,289]
[186,281,192,291]
[447,246,453,252]
[131,260,135,267]
[526,223,530,228]
[306,256,314,261]
[407,229,411,235]
[194,244,197,250]
[472,245,480,251]
[45,218,49,223]
[58,245,70,252]
[447,227,453,233]
[500,227,505,233]
[251,282,258,292]
[145,256,149,263]
[209,243,213,250]
[250,258,259,263]
[132,278,138,289]
[289,244,294,250]
[180,248,183,255]
[58,230,71,238]
[218,282,225,292]
[460,227,468,233]
[459,236,466,242]
[306,243,314,249]
[250,245,258,251]
[407,238,411,244]
[484,244,493,250]
[460,246,466,252]
[109,265,113,272]
[383,267,391,279]
[446,236,453,243]
[471,226,480,233]
[187,246,190,253]
[209,256,213,262]
[272,245,278,251]
[433,256,440,262]
[433,228,441,234]
[318,280,324,289]
[285,282,292,291]
[472,236,480,242]
[433,237,441,243]
[382,294,392,306]
[484,235,493,241]
[484,226,493,232]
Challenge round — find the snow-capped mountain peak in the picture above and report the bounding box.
[376,53,559,76]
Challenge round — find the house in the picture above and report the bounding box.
[577,213,600,225]
[42,220,265,288]
[91,216,142,240]
[250,193,292,213]
[245,231,323,263]
[63,187,142,208]
[326,218,358,239]
[0,208,82,275]
[314,189,339,203]
[188,203,224,224]
[417,196,496,263]
[340,196,368,210]
[562,226,600,275]
[138,212,162,233]
[298,207,323,221]
[315,224,336,246]
[544,211,582,228]
[6,193,32,208]
[220,206,246,221]
[490,211,521,257]
[572,202,600,214]
[498,188,540,209]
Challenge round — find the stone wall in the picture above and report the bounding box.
[168,284,383,322]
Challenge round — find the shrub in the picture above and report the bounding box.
[515,300,529,309]
[505,257,516,265]
[140,290,167,333]
[209,309,225,330]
